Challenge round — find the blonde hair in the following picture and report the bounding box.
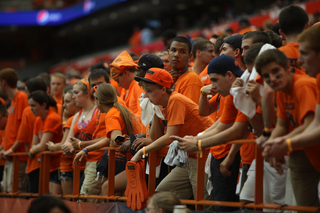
[298,24,320,52]
[96,83,136,135]
[150,192,183,213]
[51,72,66,84]
[74,80,94,101]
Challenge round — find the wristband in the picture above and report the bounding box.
[200,87,207,96]
[78,141,81,149]
[286,138,293,152]
[262,129,271,137]
[30,148,34,154]
[9,148,14,153]
[197,140,202,158]
[143,147,146,157]
[264,127,272,133]
[82,148,88,156]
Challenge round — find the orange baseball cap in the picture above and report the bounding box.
[134,68,174,89]
[109,50,138,78]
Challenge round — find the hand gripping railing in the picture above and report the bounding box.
[0,140,319,212]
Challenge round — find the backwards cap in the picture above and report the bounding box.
[224,34,244,50]
[134,68,173,88]
[109,50,138,78]
[207,55,244,77]
[137,54,164,70]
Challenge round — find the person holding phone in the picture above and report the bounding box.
[73,83,140,195]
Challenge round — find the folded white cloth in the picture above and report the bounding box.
[205,153,213,195]
[229,43,276,119]
[140,97,165,127]
[164,140,188,168]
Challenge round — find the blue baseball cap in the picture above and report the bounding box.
[207,55,244,77]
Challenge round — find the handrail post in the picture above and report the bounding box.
[148,151,157,197]
[12,155,20,194]
[254,147,263,211]
[39,152,51,195]
[195,153,205,210]
[73,153,80,201]
[107,149,115,202]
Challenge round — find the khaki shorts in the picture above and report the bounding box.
[80,161,106,203]
[1,160,28,193]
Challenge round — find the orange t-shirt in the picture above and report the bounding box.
[110,79,125,96]
[304,74,320,172]
[60,116,75,173]
[0,130,5,166]
[105,106,140,161]
[74,107,98,163]
[199,66,212,86]
[171,70,204,104]
[279,43,306,75]
[216,94,256,164]
[162,92,213,159]
[208,93,223,122]
[276,74,319,170]
[276,74,317,132]
[120,80,144,132]
[3,91,29,160]
[54,96,63,105]
[16,107,38,173]
[33,110,62,173]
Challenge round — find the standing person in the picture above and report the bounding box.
[47,88,81,195]
[73,83,140,195]
[191,38,214,75]
[0,68,29,193]
[110,50,144,130]
[62,79,98,202]
[168,36,204,104]
[131,68,213,203]
[50,73,67,105]
[28,90,62,194]
[255,49,319,208]
[16,78,48,193]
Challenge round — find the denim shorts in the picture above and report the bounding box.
[60,171,73,181]
[49,170,61,185]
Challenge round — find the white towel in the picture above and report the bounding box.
[139,97,165,127]
[229,43,276,119]
[205,153,213,195]
[164,140,188,168]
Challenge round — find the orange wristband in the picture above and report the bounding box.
[264,127,272,133]
[30,148,34,154]
[9,148,14,153]
[143,147,146,157]
[197,140,202,158]
[286,138,293,152]
[78,141,81,150]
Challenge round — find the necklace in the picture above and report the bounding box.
[81,104,95,123]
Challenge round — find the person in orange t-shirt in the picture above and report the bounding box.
[168,36,204,104]
[191,39,214,75]
[131,68,213,202]
[50,73,66,105]
[0,105,7,184]
[28,91,62,195]
[110,50,144,131]
[171,55,259,212]
[47,87,81,195]
[16,77,48,193]
[74,83,140,196]
[0,68,29,193]
[256,5,309,149]
[255,49,319,208]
